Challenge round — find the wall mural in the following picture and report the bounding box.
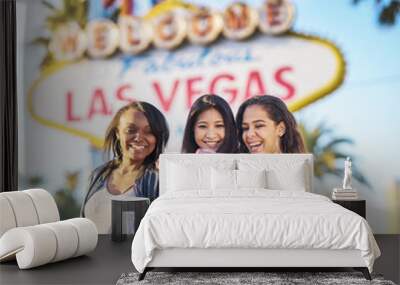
[18,0,400,233]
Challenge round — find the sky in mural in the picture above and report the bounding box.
[285,0,400,232]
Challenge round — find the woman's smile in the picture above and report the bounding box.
[247,141,263,153]
[118,109,156,163]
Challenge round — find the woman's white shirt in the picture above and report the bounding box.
[84,186,134,234]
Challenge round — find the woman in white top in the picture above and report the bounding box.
[81,101,169,234]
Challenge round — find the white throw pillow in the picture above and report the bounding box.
[266,162,307,191]
[211,168,237,190]
[211,168,268,191]
[167,162,211,191]
[238,159,308,191]
[236,169,268,189]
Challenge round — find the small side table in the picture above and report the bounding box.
[111,196,150,242]
[332,199,366,219]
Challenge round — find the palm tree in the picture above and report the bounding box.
[298,122,370,188]
[54,171,81,219]
[353,0,400,26]
[42,0,87,30]
[32,0,88,68]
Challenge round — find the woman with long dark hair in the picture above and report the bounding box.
[81,101,169,233]
[236,95,305,153]
[181,94,238,153]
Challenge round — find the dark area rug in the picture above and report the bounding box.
[116,271,396,285]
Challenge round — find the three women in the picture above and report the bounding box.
[82,95,305,232]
